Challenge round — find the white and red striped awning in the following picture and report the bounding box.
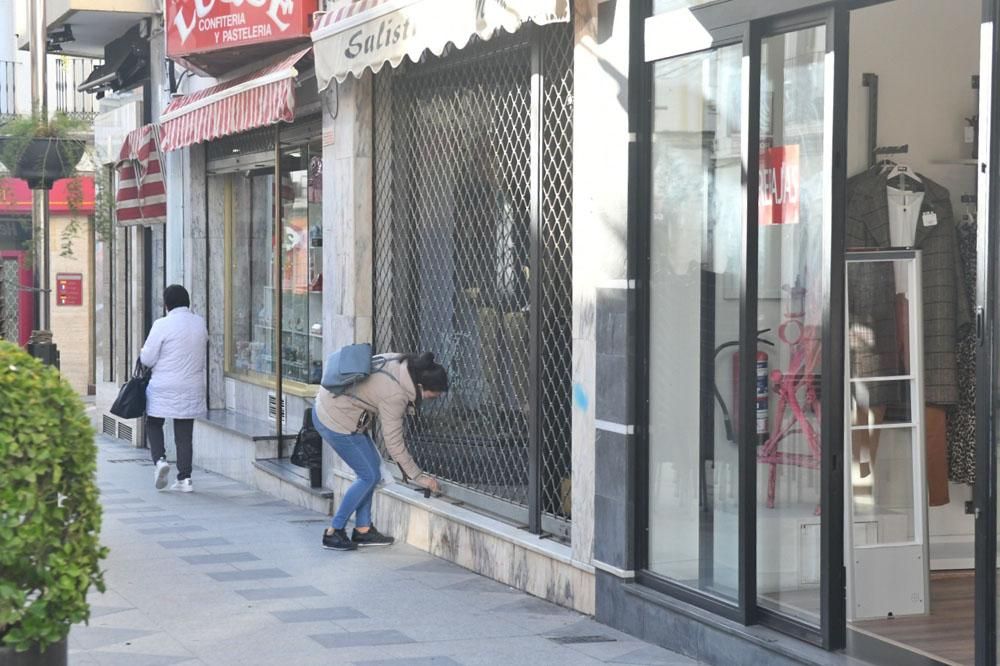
[115,124,166,226]
[310,0,569,92]
[160,48,311,153]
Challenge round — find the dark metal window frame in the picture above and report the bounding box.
[632,0,849,651]
[975,3,1000,665]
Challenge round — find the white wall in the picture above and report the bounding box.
[0,0,15,62]
[848,0,980,215]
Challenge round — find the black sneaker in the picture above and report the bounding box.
[322,529,357,551]
[352,526,395,547]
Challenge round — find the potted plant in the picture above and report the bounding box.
[0,113,86,190]
[0,341,107,665]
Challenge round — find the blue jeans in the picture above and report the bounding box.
[313,416,380,530]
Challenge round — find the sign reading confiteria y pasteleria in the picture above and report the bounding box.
[166,0,316,58]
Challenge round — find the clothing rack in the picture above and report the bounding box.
[863,70,911,168]
[874,144,909,162]
[863,72,879,168]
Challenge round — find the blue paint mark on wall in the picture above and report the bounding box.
[573,383,589,411]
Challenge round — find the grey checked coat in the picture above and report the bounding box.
[846,169,970,405]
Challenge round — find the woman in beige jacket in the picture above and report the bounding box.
[314,352,448,551]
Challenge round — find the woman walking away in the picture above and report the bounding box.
[314,352,448,551]
[140,285,209,493]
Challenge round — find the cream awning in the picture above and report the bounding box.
[310,0,570,92]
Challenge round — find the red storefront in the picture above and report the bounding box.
[0,177,95,345]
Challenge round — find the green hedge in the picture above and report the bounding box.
[0,341,107,651]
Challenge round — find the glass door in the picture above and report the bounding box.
[645,39,745,605]
[752,9,848,649]
[639,3,848,649]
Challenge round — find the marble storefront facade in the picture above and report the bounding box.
[90,0,648,621]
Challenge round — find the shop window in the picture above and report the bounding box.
[646,42,743,602]
[755,24,828,627]
[225,140,323,390]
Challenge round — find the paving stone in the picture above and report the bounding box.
[119,515,185,524]
[103,506,165,514]
[441,577,518,594]
[82,651,198,666]
[206,568,291,582]
[310,630,416,648]
[88,606,135,619]
[157,537,232,549]
[138,525,206,535]
[398,560,469,575]
[76,436,689,666]
[180,552,261,565]
[69,626,158,650]
[271,607,368,622]
[492,598,574,616]
[235,586,328,600]
[609,645,700,664]
[354,657,462,666]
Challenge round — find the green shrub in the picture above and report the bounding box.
[0,341,107,651]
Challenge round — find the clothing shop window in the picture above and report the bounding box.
[225,139,323,391]
[646,42,743,602]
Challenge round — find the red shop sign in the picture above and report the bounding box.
[759,145,800,226]
[166,0,316,58]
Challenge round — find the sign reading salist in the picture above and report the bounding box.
[310,0,571,91]
[167,0,316,57]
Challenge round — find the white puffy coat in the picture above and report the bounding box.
[140,307,208,419]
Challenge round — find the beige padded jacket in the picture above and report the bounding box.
[313,354,431,487]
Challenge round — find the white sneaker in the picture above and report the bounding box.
[154,460,170,490]
[170,479,193,493]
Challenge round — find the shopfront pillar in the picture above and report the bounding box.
[574,0,636,572]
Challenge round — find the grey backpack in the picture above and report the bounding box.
[321,343,385,395]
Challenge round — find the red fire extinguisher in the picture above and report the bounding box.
[714,330,773,445]
[731,349,770,441]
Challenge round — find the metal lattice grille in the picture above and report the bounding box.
[539,31,574,523]
[0,258,19,343]
[374,24,573,535]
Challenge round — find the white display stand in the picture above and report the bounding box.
[844,250,930,622]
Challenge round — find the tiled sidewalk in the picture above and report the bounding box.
[70,436,696,666]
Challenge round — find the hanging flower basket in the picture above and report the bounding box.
[0,136,85,190]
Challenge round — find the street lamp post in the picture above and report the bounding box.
[27,0,58,366]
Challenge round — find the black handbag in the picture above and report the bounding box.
[290,408,323,469]
[110,360,151,419]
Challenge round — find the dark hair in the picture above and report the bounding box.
[405,352,449,393]
[163,284,191,311]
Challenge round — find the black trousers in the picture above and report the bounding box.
[146,416,194,480]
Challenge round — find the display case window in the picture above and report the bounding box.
[225,139,323,391]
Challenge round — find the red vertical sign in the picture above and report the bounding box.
[759,145,800,225]
[56,273,83,306]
